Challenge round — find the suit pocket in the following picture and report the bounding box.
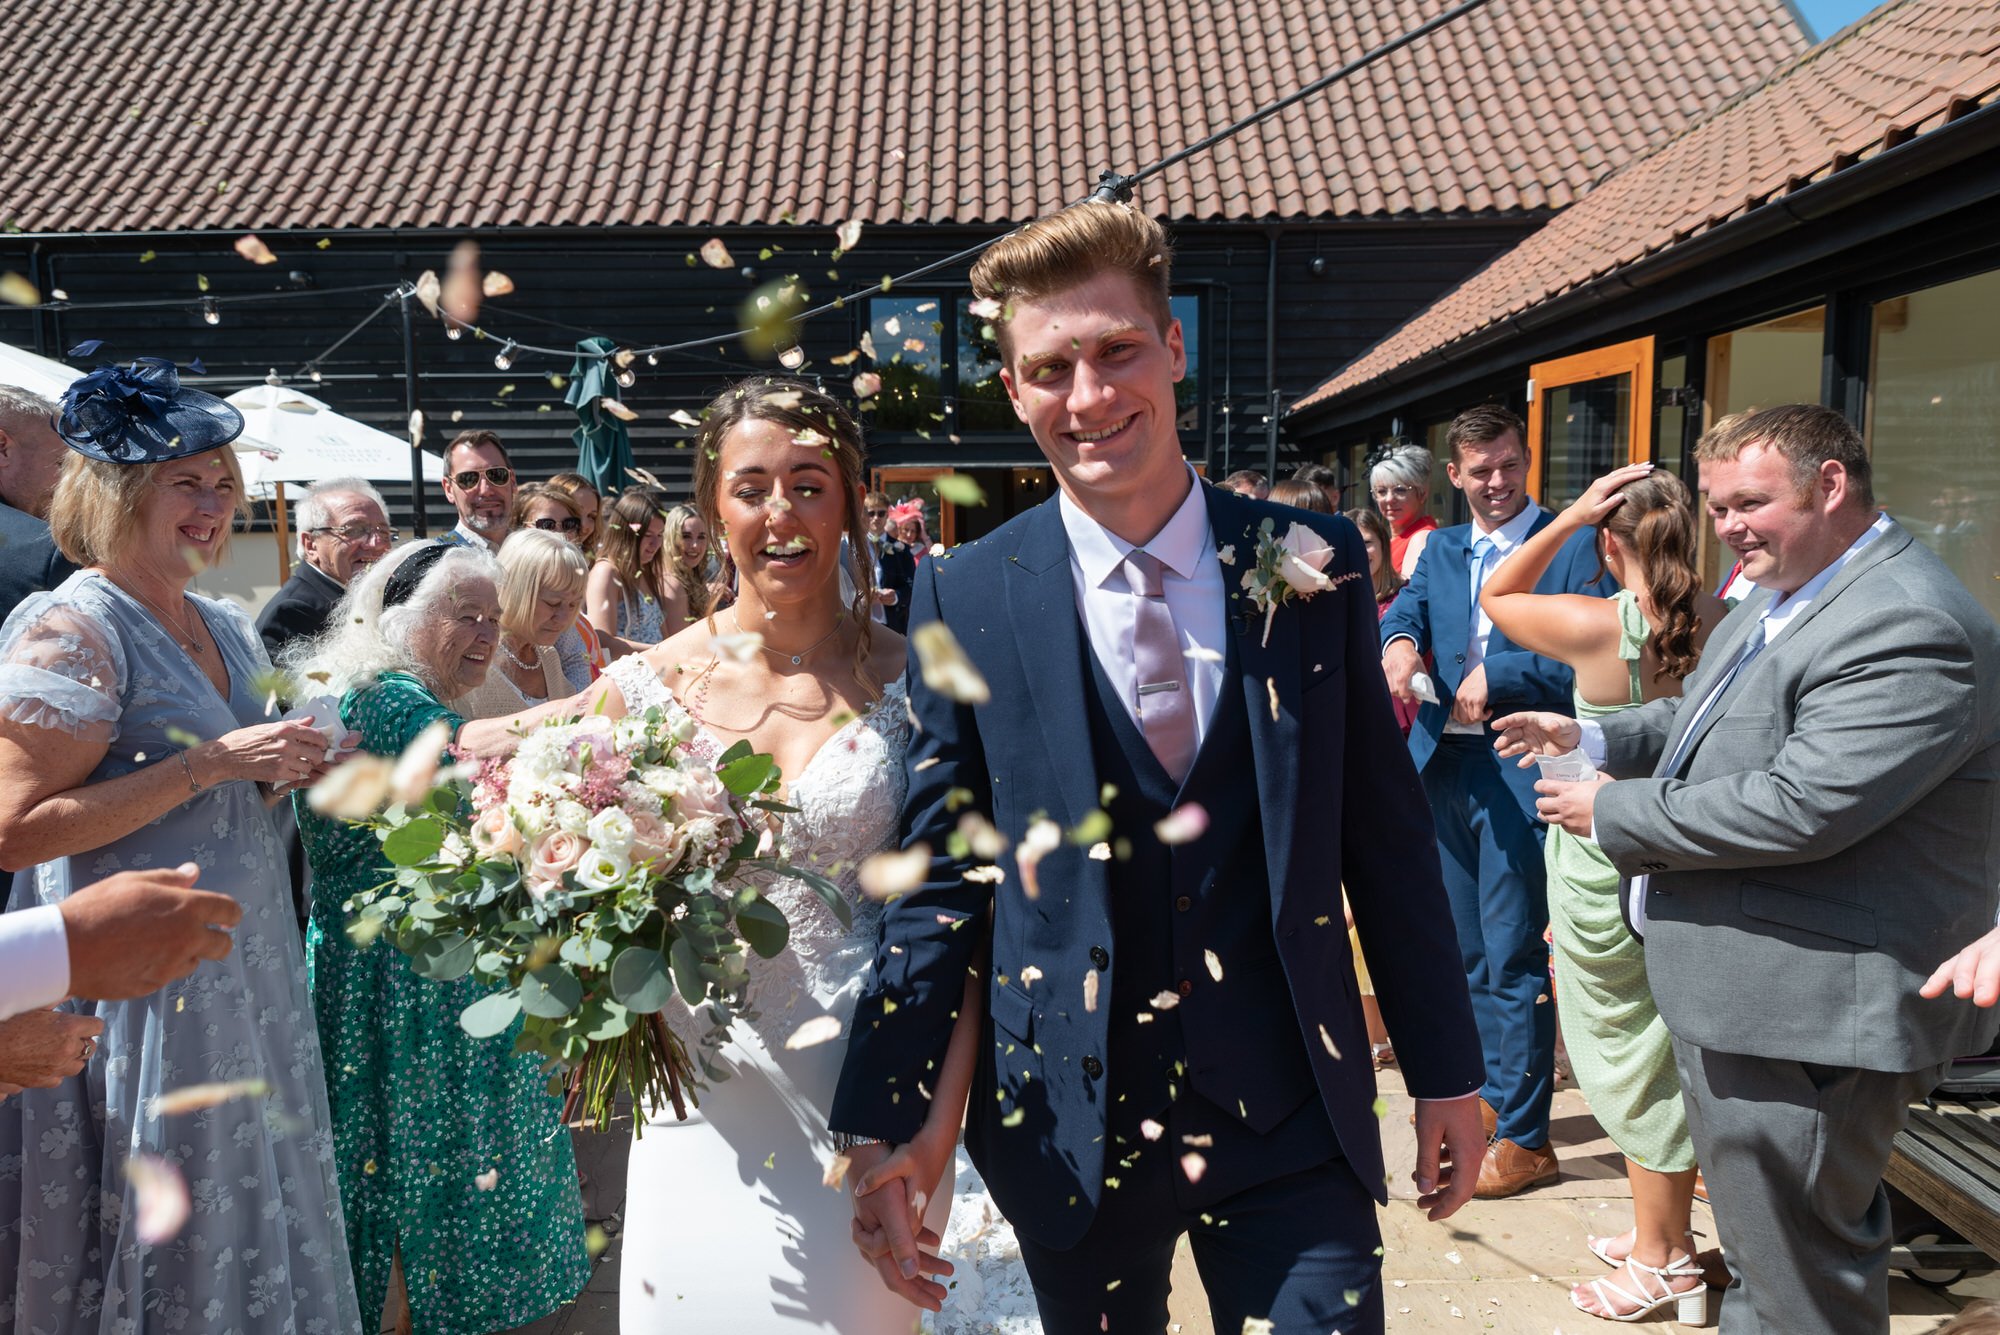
[1740,879,1878,947]
[990,983,1036,1043]
[1708,711,1774,733]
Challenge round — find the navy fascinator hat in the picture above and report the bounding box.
[56,356,245,464]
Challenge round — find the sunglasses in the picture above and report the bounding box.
[532,516,584,535]
[451,467,514,489]
[866,508,888,518]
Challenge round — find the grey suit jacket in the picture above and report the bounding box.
[1595,519,2000,1072]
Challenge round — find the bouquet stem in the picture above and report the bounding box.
[562,1013,693,1137]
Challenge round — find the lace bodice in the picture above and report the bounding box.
[605,655,909,1039]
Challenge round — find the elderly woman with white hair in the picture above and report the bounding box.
[1371,441,1439,579]
[288,540,589,1335]
[0,358,364,1331]
[452,527,589,718]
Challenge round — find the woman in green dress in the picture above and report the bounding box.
[289,541,592,1334]
[1481,466,1727,1326]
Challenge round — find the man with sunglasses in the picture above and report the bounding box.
[257,476,395,659]
[863,489,916,633]
[437,428,518,550]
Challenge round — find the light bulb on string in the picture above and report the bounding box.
[646,353,658,366]
[778,346,806,371]
[445,321,464,341]
[615,365,637,389]
[200,298,220,326]
[494,340,516,371]
[308,367,323,383]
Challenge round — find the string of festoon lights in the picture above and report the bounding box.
[15,0,1500,393]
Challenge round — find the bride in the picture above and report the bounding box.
[588,378,999,1332]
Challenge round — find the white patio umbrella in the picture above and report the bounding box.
[225,383,444,581]
[0,339,81,400]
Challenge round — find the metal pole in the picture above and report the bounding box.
[399,290,430,538]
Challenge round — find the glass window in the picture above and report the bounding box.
[1422,422,1466,526]
[1172,294,1202,432]
[1868,268,2000,622]
[868,297,946,433]
[1656,352,1689,477]
[1706,306,1824,419]
[1541,377,1632,509]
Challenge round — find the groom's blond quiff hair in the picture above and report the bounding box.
[970,202,1175,359]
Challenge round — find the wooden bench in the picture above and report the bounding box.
[1885,1092,2000,1280]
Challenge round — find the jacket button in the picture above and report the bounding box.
[1454,654,1465,663]
[1082,1055,1103,1078]
[1175,896,1191,912]
[1089,946,1110,969]
[1177,979,1194,997]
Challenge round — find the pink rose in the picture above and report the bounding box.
[665,767,736,825]
[469,806,524,860]
[529,828,588,892]
[626,808,686,870]
[1275,521,1336,594]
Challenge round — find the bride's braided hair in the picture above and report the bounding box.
[689,377,882,700]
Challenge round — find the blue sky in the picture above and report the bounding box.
[1793,0,1880,40]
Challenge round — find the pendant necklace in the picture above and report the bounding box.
[734,611,845,667]
[125,581,206,656]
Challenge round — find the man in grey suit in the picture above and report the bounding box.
[1496,404,2000,1334]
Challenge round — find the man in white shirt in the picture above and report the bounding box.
[0,865,243,1095]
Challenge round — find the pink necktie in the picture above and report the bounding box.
[1125,549,1198,784]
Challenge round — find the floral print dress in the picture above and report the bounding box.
[295,672,589,1335]
[0,570,363,1334]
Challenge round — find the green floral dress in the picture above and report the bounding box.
[297,671,590,1333]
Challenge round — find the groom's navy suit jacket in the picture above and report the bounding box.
[831,486,1482,1251]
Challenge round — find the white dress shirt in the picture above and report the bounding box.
[451,521,495,551]
[0,904,69,1021]
[1059,471,1226,741]
[1440,503,1543,735]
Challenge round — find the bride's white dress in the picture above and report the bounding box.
[609,656,1038,1333]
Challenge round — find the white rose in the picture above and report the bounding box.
[613,717,650,751]
[637,766,678,796]
[554,800,591,835]
[439,831,472,866]
[1275,521,1336,595]
[664,707,698,746]
[586,808,636,857]
[573,845,632,892]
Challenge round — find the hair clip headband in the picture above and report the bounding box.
[382,543,453,610]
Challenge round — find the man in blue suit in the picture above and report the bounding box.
[831,202,1485,1335]
[1379,405,1614,1196]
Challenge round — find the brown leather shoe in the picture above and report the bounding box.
[1473,1137,1558,1198]
[1479,1096,1498,1141]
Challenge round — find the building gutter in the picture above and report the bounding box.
[1287,99,2000,434]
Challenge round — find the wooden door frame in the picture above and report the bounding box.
[870,466,959,547]
[1525,336,1656,502]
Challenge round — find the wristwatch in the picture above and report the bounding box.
[831,1130,891,1154]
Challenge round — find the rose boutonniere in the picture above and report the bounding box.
[1237,518,1361,645]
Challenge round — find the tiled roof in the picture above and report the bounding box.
[1294,0,2000,411]
[0,0,1803,233]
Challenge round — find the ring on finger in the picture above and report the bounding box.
[80,1037,97,1060]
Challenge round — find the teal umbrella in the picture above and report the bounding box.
[566,336,633,495]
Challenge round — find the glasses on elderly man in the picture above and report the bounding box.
[309,524,397,543]
[451,467,514,489]
[531,516,584,535]
[1372,484,1421,501]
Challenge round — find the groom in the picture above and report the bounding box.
[831,201,1485,1334]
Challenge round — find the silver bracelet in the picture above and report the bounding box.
[177,750,203,796]
[831,1131,891,1154]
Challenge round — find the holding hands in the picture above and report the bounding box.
[846,1139,955,1310]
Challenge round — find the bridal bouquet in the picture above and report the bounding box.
[325,703,846,1131]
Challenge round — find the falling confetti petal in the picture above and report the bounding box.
[233,234,277,265]
[0,273,39,307]
[1319,1024,1342,1059]
[1267,678,1281,720]
[391,720,452,805]
[443,240,482,325]
[601,399,639,422]
[127,1154,190,1244]
[1082,969,1100,1012]
[1204,949,1223,982]
[852,371,883,400]
[148,1079,270,1118]
[307,753,395,820]
[700,238,735,269]
[836,219,864,252]
[911,623,990,705]
[669,408,702,428]
[474,1168,500,1191]
[1087,842,1112,861]
[822,1153,852,1190]
[969,296,1004,321]
[784,1015,844,1050]
[1181,1152,1207,1183]
[1015,817,1061,900]
[1154,803,1209,845]
[963,865,1005,884]
[1140,1118,1164,1141]
[708,631,763,664]
[1149,990,1181,1010]
[481,271,515,297]
[857,844,931,900]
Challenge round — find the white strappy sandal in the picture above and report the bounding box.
[1572,1253,1712,1326]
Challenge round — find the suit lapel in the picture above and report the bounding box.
[1004,498,1101,831]
[1205,487,1304,916]
[1433,526,1472,683]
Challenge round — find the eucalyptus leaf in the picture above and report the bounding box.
[382,817,445,866]
[520,964,583,1018]
[412,933,477,981]
[669,936,705,1004]
[786,865,854,931]
[459,989,523,1038]
[609,946,675,1014]
[718,752,777,797]
[580,998,633,1041]
[734,896,790,959]
[714,737,755,768]
[559,935,613,969]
